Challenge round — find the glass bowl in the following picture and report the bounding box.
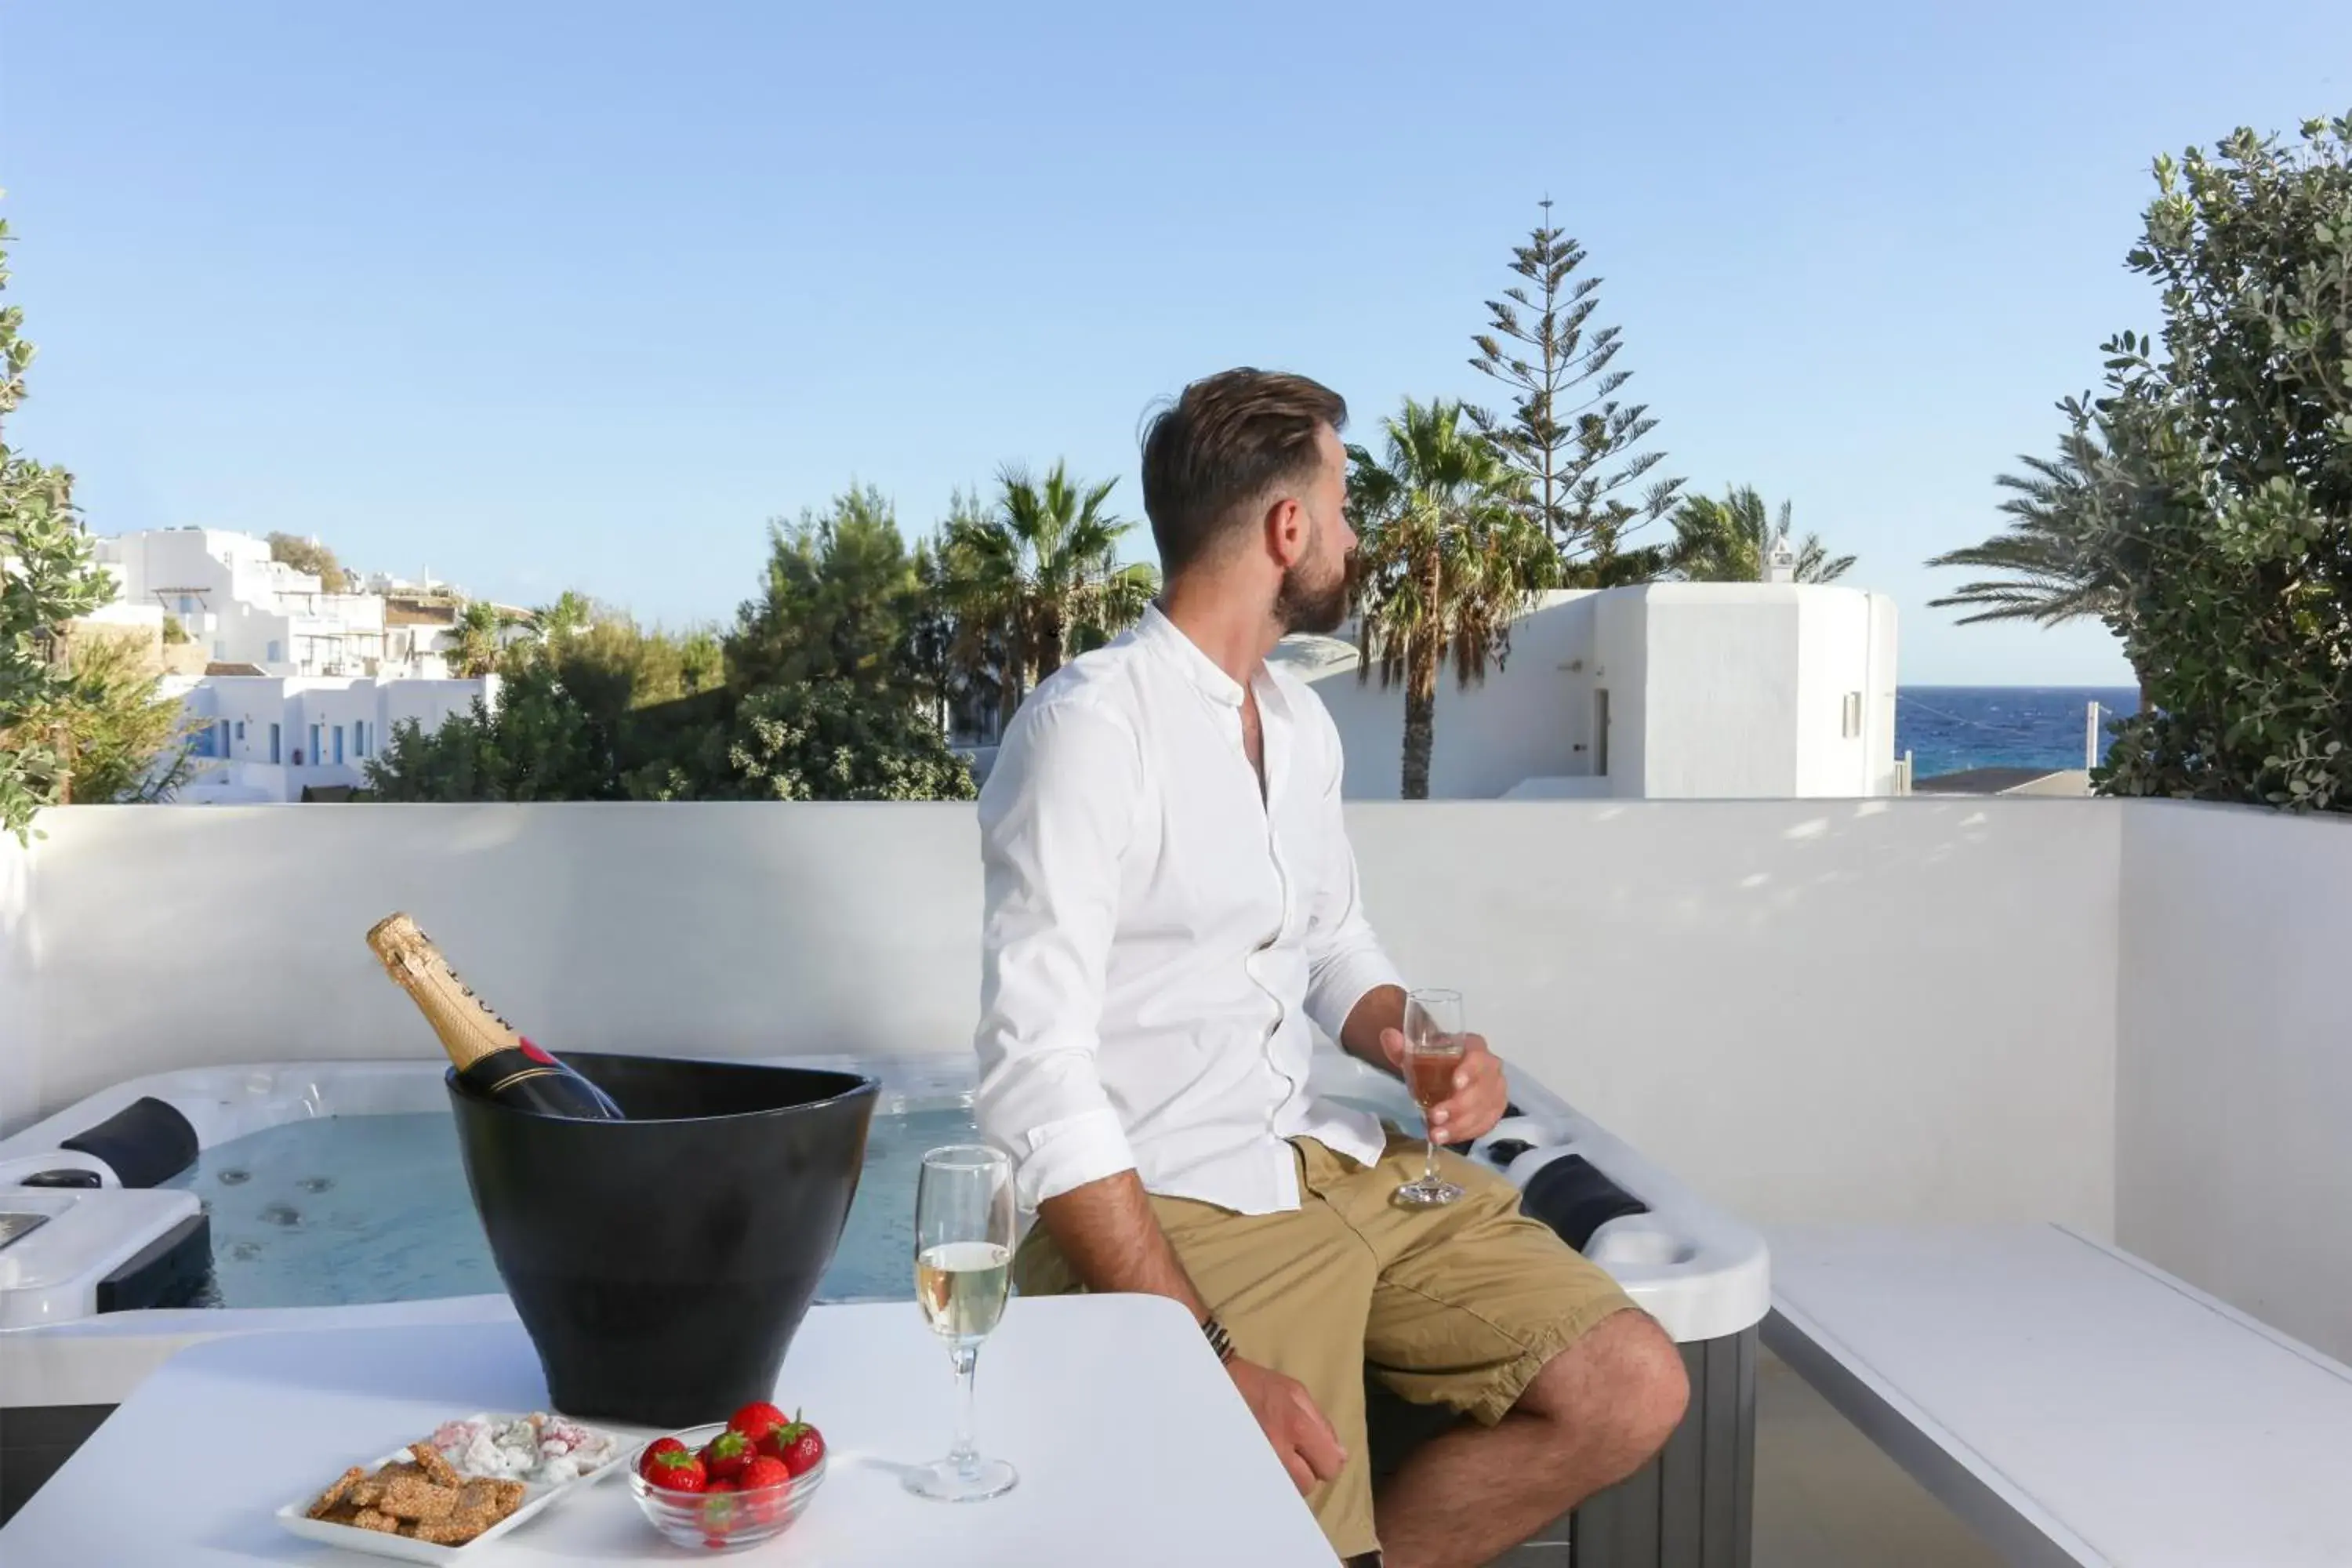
[626,1422,826,1552]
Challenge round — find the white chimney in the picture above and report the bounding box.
[1763,542,1798,583]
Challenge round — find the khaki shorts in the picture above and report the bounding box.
[1013,1128,1640,1559]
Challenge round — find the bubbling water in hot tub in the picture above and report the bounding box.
[164,1102,990,1310]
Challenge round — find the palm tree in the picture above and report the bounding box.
[529,590,594,642]
[1926,422,2147,703]
[1349,397,1560,799]
[1668,486,1854,584]
[451,601,508,677]
[1570,539,1677,587]
[937,462,1157,716]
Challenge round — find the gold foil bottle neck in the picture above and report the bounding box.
[365,912,525,1073]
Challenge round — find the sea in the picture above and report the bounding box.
[1896,687,2140,781]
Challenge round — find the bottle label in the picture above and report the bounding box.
[370,913,622,1120]
[475,1064,564,1098]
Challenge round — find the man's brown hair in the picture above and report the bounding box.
[1138,368,1348,577]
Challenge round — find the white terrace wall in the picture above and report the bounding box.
[7,804,985,1128]
[1346,799,2118,1232]
[0,829,33,1143]
[2115,803,2352,1363]
[6,799,2122,1235]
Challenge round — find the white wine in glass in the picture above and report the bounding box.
[906,1145,1019,1502]
[916,1240,1012,1341]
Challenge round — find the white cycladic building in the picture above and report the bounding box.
[73,594,168,639]
[165,675,497,803]
[1275,583,1899,800]
[93,528,459,678]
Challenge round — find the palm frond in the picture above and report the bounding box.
[1350,397,1553,689]
[1664,485,1856,584]
[1925,422,2129,628]
[934,460,1149,694]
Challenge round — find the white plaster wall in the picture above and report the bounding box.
[376,678,493,738]
[2114,802,2352,1363]
[320,595,387,635]
[77,601,163,633]
[1592,590,1649,794]
[0,833,35,1135]
[1501,776,1613,800]
[1282,593,1599,800]
[104,530,209,607]
[1867,594,1900,795]
[114,530,296,667]
[292,706,328,769]
[13,804,987,1129]
[196,678,288,765]
[221,532,303,605]
[176,762,296,804]
[1793,592,1867,796]
[295,683,378,771]
[1347,798,2121,1230]
[169,683,221,723]
[11,800,2122,1234]
[1637,589,1804,797]
[1284,586,1893,800]
[220,601,295,668]
[103,532,404,672]
[252,679,487,779]
[150,677,492,796]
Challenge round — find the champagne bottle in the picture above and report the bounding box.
[365,913,624,1120]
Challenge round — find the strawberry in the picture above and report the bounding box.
[700,1428,753,1484]
[701,1478,740,1541]
[728,1401,789,1446]
[738,1454,791,1491]
[643,1446,706,1494]
[738,1454,793,1525]
[637,1436,688,1481]
[772,1415,825,1477]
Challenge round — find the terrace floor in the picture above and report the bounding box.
[1753,1348,1999,1568]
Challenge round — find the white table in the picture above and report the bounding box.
[1766,1223,2352,1567]
[0,1294,1333,1566]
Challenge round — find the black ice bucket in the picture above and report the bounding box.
[447,1052,879,1429]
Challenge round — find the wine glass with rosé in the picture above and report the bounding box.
[1394,989,1468,1207]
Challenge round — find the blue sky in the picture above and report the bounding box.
[5,2,2348,684]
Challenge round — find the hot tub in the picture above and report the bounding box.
[1,1052,1766,1561]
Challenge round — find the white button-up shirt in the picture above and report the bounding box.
[974,606,1404,1215]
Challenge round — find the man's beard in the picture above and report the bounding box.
[1276,550,1350,637]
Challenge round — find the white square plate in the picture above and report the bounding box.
[272,1412,626,1563]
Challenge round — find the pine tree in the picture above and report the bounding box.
[1468,199,1683,581]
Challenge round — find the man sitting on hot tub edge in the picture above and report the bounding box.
[972,366,1689,1567]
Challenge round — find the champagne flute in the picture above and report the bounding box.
[1394,988,1468,1207]
[906,1144,1019,1501]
